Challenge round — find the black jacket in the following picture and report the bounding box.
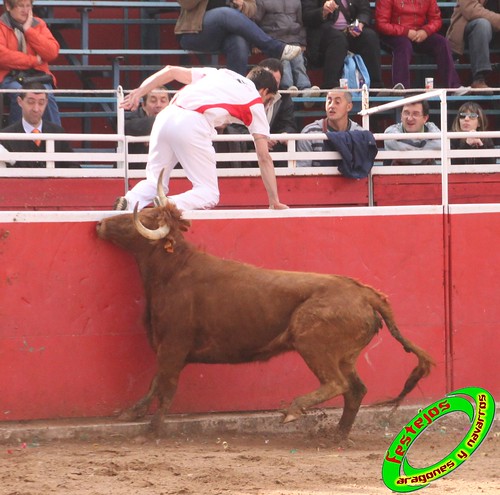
[124,107,157,169]
[324,129,378,178]
[1,120,79,168]
[450,138,497,165]
[301,0,372,66]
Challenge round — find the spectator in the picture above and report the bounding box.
[115,65,288,211]
[0,0,61,126]
[125,86,170,169]
[253,0,320,104]
[219,58,298,167]
[175,0,301,77]
[0,82,79,168]
[450,102,496,164]
[301,0,384,90]
[297,88,362,167]
[375,0,463,90]
[447,0,500,91]
[0,143,14,166]
[383,100,440,165]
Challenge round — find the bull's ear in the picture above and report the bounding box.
[179,218,191,232]
[164,236,175,253]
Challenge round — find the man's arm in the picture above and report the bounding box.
[253,134,288,209]
[457,0,500,28]
[121,66,193,111]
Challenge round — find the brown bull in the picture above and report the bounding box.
[96,197,434,442]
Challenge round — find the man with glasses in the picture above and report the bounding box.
[383,100,441,165]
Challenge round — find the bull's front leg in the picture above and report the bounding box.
[150,340,189,436]
[118,375,158,421]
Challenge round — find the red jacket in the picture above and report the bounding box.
[0,13,59,85]
[375,0,442,37]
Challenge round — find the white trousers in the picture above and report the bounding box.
[125,105,220,211]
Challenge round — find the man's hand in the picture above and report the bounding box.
[120,88,143,111]
[348,22,364,38]
[322,0,337,18]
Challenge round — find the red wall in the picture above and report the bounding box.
[0,207,497,422]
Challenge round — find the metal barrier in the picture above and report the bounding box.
[0,87,499,209]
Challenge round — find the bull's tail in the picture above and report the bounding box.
[365,285,435,407]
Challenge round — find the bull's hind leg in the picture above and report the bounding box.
[118,375,158,421]
[283,346,350,424]
[286,331,367,444]
[334,367,367,443]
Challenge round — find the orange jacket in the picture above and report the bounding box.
[0,13,59,85]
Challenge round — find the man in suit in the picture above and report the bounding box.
[0,81,79,167]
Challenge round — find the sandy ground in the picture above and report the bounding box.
[1,414,499,495]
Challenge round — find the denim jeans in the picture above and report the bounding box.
[281,52,311,89]
[1,76,61,126]
[178,7,286,76]
[465,18,493,80]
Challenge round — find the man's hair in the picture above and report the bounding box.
[143,85,169,104]
[246,66,278,94]
[20,81,47,99]
[402,100,430,116]
[258,58,284,79]
[327,88,353,104]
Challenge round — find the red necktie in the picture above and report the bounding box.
[32,128,41,147]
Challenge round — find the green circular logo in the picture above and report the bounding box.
[382,387,495,492]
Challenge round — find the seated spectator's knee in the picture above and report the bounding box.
[468,18,493,39]
[223,34,250,57]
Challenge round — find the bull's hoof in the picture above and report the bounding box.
[282,413,300,424]
[117,409,140,421]
[332,432,355,448]
[149,413,165,436]
[117,404,148,422]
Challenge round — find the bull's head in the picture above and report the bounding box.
[97,171,190,253]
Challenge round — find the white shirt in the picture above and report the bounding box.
[171,68,270,137]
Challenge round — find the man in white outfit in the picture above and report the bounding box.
[116,65,288,211]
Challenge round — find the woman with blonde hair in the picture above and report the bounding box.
[450,102,496,165]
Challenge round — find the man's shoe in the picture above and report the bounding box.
[471,79,493,95]
[302,85,321,108]
[377,83,405,97]
[113,196,128,210]
[287,85,299,96]
[455,86,471,96]
[281,45,301,61]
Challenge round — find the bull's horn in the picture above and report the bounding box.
[155,168,169,207]
[133,203,171,240]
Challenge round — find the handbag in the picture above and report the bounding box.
[10,69,53,85]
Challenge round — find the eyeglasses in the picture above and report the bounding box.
[459,112,479,119]
[402,111,424,119]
